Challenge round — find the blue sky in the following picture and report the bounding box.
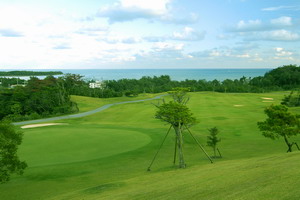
[0,0,299,69]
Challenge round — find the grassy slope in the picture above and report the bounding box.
[85,152,300,200]
[1,91,300,200]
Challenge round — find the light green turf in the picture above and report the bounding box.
[19,125,151,167]
[71,93,161,113]
[1,91,300,200]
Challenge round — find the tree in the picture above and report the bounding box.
[0,120,27,183]
[257,105,300,152]
[154,88,196,168]
[207,127,221,158]
[155,101,196,168]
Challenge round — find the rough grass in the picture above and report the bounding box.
[1,91,300,200]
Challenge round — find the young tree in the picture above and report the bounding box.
[155,101,196,168]
[0,120,27,183]
[207,127,221,157]
[257,105,300,152]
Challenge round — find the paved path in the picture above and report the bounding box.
[13,95,166,126]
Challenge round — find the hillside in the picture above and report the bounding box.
[1,92,299,200]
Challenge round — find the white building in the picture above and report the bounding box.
[89,81,105,89]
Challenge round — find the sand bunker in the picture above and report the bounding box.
[261,97,274,100]
[21,123,68,129]
[234,105,244,107]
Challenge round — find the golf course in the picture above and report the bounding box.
[1,91,300,200]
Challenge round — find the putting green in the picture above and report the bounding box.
[19,125,151,167]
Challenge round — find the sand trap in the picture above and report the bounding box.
[234,105,244,107]
[21,123,68,129]
[261,97,274,100]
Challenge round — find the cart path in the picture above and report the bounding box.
[13,94,166,126]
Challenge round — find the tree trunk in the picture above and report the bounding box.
[174,125,185,168]
[283,134,293,152]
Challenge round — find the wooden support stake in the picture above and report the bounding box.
[184,125,213,163]
[147,125,172,171]
[173,136,177,165]
[217,148,222,158]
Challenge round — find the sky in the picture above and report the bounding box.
[0,0,299,69]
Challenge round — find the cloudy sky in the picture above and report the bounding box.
[0,0,299,69]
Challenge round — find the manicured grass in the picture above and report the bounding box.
[71,93,161,113]
[1,91,299,200]
[19,125,151,167]
[82,152,300,200]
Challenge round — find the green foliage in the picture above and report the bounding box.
[0,76,78,121]
[207,127,221,157]
[207,127,221,147]
[264,65,300,89]
[168,87,190,104]
[0,120,27,183]
[257,104,300,152]
[281,90,300,107]
[155,101,196,127]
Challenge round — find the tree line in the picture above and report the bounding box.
[68,64,300,98]
[0,76,78,121]
[1,64,299,121]
[0,70,63,76]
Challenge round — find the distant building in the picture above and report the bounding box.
[89,81,105,89]
[10,84,26,88]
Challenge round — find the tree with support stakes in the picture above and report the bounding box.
[207,127,222,158]
[257,104,300,153]
[147,88,213,171]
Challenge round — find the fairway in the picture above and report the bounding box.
[1,92,300,200]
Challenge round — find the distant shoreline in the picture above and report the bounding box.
[0,70,63,77]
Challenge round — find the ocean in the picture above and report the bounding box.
[1,68,272,81]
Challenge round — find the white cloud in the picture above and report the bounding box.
[172,27,206,41]
[236,19,262,31]
[105,36,142,44]
[152,42,184,51]
[143,27,206,42]
[271,16,292,26]
[229,16,295,33]
[273,47,294,60]
[96,0,198,24]
[262,6,300,12]
[263,30,300,41]
[236,53,250,58]
[97,0,171,23]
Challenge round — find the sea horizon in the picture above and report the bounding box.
[0,68,272,81]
